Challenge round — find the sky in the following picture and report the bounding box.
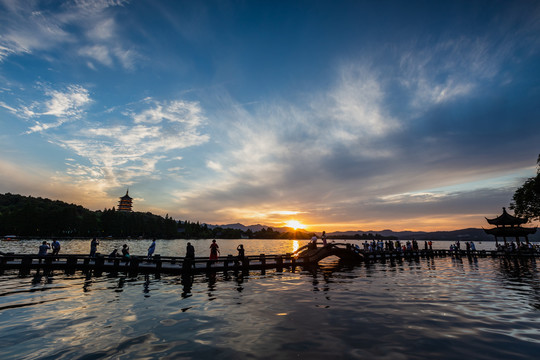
[0,0,539,232]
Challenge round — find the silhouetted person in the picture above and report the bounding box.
[321,231,327,246]
[122,244,130,262]
[209,239,220,260]
[186,242,195,259]
[90,237,99,257]
[109,249,118,257]
[51,239,61,258]
[38,241,50,256]
[237,244,245,261]
[185,242,195,269]
[147,239,156,259]
[310,235,317,250]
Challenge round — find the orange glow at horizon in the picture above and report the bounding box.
[284,220,306,230]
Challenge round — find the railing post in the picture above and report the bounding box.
[259,254,266,275]
[20,256,32,276]
[154,254,162,274]
[45,255,53,267]
[66,256,77,274]
[113,258,120,273]
[129,256,140,276]
[276,255,283,272]
[224,255,233,272]
[94,254,104,276]
[183,258,194,274]
[83,257,90,269]
[0,255,5,275]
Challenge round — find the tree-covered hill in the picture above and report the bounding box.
[0,193,178,238]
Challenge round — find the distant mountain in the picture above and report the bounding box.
[205,223,540,241]
[206,223,293,233]
[330,227,540,241]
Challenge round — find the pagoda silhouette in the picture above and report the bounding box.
[484,207,537,247]
[117,189,133,212]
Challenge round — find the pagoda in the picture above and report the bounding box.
[484,207,537,246]
[117,189,133,212]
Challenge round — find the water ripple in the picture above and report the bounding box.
[0,255,539,359]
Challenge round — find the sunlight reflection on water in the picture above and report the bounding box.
[0,241,539,359]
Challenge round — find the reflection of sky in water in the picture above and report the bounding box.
[1,243,540,359]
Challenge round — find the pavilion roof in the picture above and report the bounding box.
[120,189,132,200]
[485,207,527,226]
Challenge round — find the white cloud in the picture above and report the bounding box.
[54,98,209,191]
[28,120,64,133]
[86,17,115,40]
[206,160,223,172]
[78,45,113,66]
[68,0,130,13]
[18,85,93,133]
[0,43,17,61]
[325,63,398,138]
[0,84,92,132]
[0,0,136,69]
[397,35,519,109]
[113,47,137,70]
[133,100,204,126]
[0,3,70,59]
[43,85,91,117]
[0,101,17,113]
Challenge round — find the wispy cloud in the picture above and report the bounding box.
[78,45,113,66]
[20,85,92,133]
[0,0,136,68]
[324,63,399,138]
[0,84,92,133]
[55,98,209,192]
[168,64,401,223]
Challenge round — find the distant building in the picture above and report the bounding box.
[484,207,537,246]
[117,189,133,212]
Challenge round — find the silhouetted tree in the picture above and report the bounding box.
[511,154,540,222]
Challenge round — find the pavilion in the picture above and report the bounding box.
[484,207,537,247]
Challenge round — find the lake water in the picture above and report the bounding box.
[1,239,539,359]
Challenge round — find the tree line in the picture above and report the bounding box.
[0,193,319,239]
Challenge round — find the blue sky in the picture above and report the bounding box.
[1,0,539,231]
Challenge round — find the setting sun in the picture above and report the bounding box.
[284,220,306,230]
